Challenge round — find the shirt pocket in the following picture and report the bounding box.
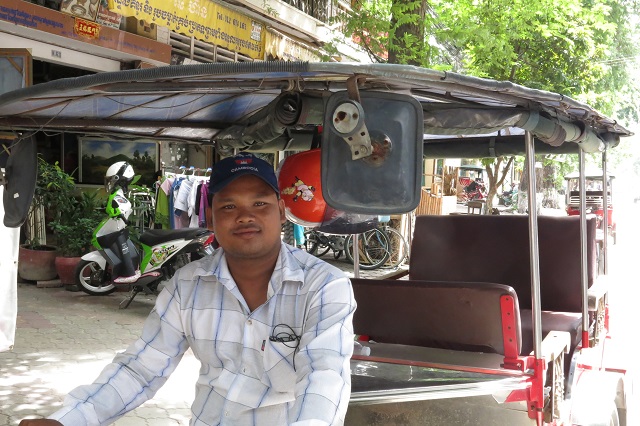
[262,338,297,393]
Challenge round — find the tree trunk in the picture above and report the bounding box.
[485,185,497,214]
[484,156,514,215]
[485,161,498,214]
[388,0,426,65]
[541,161,560,208]
[517,160,530,214]
[517,156,544,213]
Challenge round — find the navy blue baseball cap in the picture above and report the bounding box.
[209,153,279,196]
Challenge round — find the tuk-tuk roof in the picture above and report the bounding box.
[0,62,631,158]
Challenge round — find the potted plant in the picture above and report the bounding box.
[18,156,76,282]
[49,191,104,288]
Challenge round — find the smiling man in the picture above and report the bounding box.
[21,153,356,426]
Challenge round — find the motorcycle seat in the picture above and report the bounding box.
[140,228,210,246]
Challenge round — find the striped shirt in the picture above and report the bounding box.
[50,242,356,425]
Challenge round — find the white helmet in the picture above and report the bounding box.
[105,161,135,193]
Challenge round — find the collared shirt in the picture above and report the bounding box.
[51,242,356,426]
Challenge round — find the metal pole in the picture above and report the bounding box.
[352,234,360,278]
[405,213,412,260]
[601,151,609,275]
[579,150,589,348]
[525,131,542,358]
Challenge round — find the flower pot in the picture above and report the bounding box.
[54,256,82,286]
[18,244,59,282]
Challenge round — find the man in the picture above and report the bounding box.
[20,153,356,426]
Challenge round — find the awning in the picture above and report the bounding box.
[264,29,322,62]
[0,62,631,156]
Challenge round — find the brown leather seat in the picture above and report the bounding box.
[408,215,597,356]
[520,310,582,356]
[351,278,521,356]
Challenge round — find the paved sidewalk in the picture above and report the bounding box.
[0,283,197,425]
[0,254,401,425]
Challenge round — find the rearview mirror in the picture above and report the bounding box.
[321,91,423,214]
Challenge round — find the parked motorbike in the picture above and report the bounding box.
[304,229,346,259]
[498,183,518,207]
[463,179,487,201]
[75,162,215,308]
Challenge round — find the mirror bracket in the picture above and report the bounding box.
[330,99,372,160]
[328,75,372,160]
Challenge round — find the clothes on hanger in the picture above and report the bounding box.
[156,167,212,230]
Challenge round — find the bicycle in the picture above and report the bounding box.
[343,228,390,270]
[128,187,156,233]
[303,228,391,270]
[377,219,410,268]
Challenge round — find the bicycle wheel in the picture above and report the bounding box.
[343,234,357,264]
[362,229,391,269]
[383,227,410,268]
[304,230,331,257]
[345,229,390,270]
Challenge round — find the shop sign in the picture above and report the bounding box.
[95,5,122,29]
[74,18,100,39]
[59,0,99,21]
[0,0,170,64]
[107,0,265,59]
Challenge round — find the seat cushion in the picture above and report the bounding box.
[520,309,583,356]
[351,279,521,355]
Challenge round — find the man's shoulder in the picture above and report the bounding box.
[175,250,222,281]
[282,243,349,283]
[162,253,224,301]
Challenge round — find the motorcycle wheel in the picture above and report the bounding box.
[75,260,116,296]
[304,231,331,257]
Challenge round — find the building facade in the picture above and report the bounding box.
[1,0,367,184]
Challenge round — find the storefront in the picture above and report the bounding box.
[1,0,365,192]
[0,0,172,71]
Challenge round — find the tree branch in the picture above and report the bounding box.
[497,156,515,188]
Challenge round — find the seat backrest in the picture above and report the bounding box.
[351,278,521,356]
[409,215,597,312]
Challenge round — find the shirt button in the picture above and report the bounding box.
[247,319,252,325]
[243,367,246,373]
[225,411,229,417]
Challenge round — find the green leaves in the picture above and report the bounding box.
[26,156,104,255]
[337,0,639,121]
[34,157,75,212]
[49,191,104,257]
[335,0,640,196]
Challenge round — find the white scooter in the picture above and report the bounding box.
[75,188,215,308]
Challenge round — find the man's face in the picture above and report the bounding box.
[212,175,285,261]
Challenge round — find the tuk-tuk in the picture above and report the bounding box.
[0,62,634,426]
[564,170,616,243]
[457,164,487,202]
